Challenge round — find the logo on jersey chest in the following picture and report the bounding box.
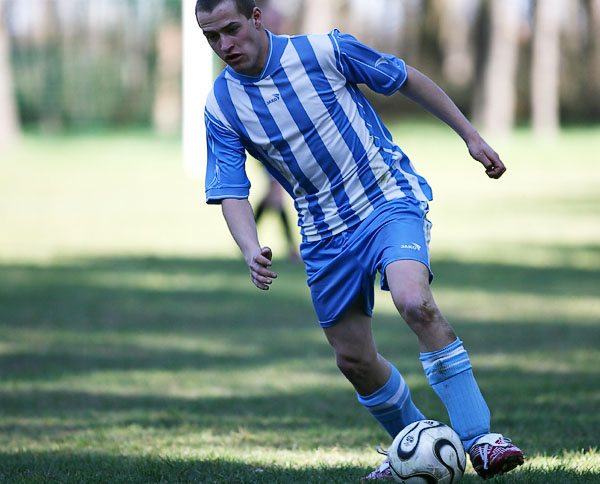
[266,93,281,106]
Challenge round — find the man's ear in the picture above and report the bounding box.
[252,7,262,28]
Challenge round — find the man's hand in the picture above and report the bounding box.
[247,246,278,290]
[221,199,279,291]
[467,137,506,179]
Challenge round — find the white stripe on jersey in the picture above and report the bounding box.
[308,34,406,206]
[393,152,429,203]
[221,72,297,191]
[222,72,323,233]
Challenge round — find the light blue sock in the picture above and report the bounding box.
[420,338,490,451]
[357,363,425,438]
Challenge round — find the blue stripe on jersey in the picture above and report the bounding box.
[291,36,385,208]
[210,78,306,228]
[270,52,361,227]
[242,83,332,237]
[211,78,251,146]
[247,144,296,194]
[342,76,422,200]
[211,76,304,214]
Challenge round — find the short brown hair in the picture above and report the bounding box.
[195,0,257,19]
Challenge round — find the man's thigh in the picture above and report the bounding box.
[322,303,377,357]
[384,259,433,305]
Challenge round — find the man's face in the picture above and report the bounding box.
[197,0,267,76]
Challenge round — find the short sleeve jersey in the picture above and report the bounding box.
[204,29,432,242]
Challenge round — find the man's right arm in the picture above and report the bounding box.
[204,95,276,289]
[221,198,277,291]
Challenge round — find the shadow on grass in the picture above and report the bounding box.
[0,362,597,453]
[0,252,599,474]
[0,451,366,484]
[0,450,597,484]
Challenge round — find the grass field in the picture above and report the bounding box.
[1,124,599,483]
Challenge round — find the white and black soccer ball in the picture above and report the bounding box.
[388,420,466,484]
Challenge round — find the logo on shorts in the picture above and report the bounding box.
[401,242,421,251]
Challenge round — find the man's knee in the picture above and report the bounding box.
[395,293,442,328]
[386,260,439,325]
[334,349,378,383]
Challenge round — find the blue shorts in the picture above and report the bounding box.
[300,198,432,328]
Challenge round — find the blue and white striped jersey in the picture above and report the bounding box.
[205,29,432,242]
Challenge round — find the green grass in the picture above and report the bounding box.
[1,125,599,483]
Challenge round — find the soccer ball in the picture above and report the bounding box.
[388,420,466,484]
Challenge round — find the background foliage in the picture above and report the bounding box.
[2,0,600,136]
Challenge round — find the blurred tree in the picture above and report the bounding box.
[0,1,20,146]
[40,0,63,132]
[119,0,154,127]
[152,18,182,135]
[4,0,599,133]
[256,0,284,33]
[475,0,525,135]
[397,0,425,63]
[301,0,330,33]
[346,0,402,52]
[437,0,479,88]
[559,0,600,123]
[301,0,349,34]
[559,0,584,122]
[590,0,600,119]
[151,0,179,135]
[531,0,562,137]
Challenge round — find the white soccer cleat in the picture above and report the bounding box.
[468,433,524,479]
[361,448,394,481]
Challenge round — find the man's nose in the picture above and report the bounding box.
[220,35,234,52]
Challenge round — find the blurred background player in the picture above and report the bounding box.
[254,175,301,262]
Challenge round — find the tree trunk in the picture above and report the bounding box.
[40,0,62,133]
[531,0,562,138]
[301,0,348,34]
[346,0,401,50]
[476,0,524,136]
[152,20,182,136]
[438,0,479,87]
[590,0,600,117]
[0,2,20,146]
[397,0,425,63]
[256,0,284,34]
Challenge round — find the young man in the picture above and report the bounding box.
[196,0,524,480]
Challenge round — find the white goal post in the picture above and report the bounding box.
[182,0,213,177]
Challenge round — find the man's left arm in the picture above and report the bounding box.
[399,65,506,179]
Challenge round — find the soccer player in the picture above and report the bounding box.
[254,173,301,262]
[196,0,524,480]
